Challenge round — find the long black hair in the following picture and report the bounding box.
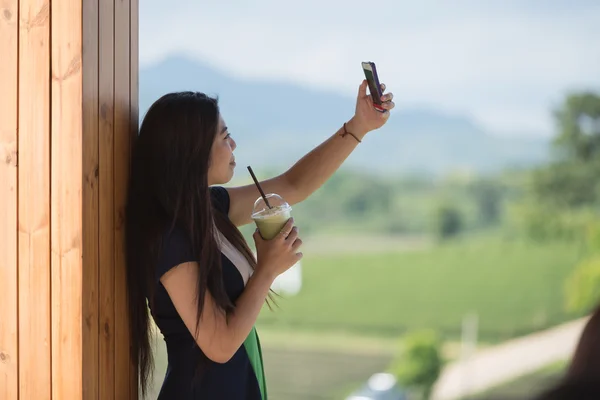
[125,92,260,397]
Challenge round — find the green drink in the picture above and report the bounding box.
[251,194,292,240]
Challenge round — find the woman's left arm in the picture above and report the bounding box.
[226,80,395,227]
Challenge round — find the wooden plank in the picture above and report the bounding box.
[129,0,139,149]
[114,0,131,396]
[98,0,116,395]
[0,0,19,398]
[17,0,52,398]
[129,0,140,396]
[82,0,100,398]
[50,0,84,398]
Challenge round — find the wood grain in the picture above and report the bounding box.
[114,0,132,395]
[129,0,140,396]
[50,0,84,397]
[17,0,52,397]
[98,0,116,396]
[0,0,19,397]
[82,0,100,397]
[5,0,140,397]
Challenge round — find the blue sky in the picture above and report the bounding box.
[140,1,600,137]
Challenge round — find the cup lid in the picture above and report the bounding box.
[251,193,291,218]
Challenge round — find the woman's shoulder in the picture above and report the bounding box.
[161,224,190,247]
[156,225,195,280]
[210,186,230,215]
[154,187,229,280]
[159,187,228,254]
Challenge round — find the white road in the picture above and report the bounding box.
[431,317,590,400]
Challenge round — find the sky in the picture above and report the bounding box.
[139,0,600,137]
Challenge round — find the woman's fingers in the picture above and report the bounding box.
[382,101,395,110]
[253,229,264,243]
[292,238,303,252]
[286,226,299,243]
[382,92,393,102]
[277,218,295,239]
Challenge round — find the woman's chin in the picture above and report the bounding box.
[222,169,235,184]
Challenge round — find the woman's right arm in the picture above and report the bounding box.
[160,263,275,363]
[160,218,302,363]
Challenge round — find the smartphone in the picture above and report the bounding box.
[361,61,385,112]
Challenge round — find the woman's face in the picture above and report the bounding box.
[208,115,237,185]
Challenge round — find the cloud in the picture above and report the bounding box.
[140,1,600,136]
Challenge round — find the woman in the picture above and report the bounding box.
[533,304,600,400]
[125,79,395,399]
[534,379,600,400]
[565,303,600,381]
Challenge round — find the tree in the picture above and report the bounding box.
[508,199,594,241]
[553,92,600,163]
[516,92,600,242]
[531,92,600,209]
[565,220,600,314]
[433,203,463,240]
[343,179,394,216]
[468,179,503,226]
[532,162,599,208]
[389,330,444,400]
[565,256,600,314]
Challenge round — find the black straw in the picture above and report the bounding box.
[247,166,272,209]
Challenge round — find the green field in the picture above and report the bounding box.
[257,234,586,341]
[262,347,392,400]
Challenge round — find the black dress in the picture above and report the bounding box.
[151,186,267,399]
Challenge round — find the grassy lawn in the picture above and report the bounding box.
[257,234,585,342]
[262,346,392,400]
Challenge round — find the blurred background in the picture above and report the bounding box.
[140,1,600,399]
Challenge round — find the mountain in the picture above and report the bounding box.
[139,54,551,176]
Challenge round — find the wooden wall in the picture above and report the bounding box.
[0,0,139,398]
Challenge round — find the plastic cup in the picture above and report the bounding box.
[251,194,292,240]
